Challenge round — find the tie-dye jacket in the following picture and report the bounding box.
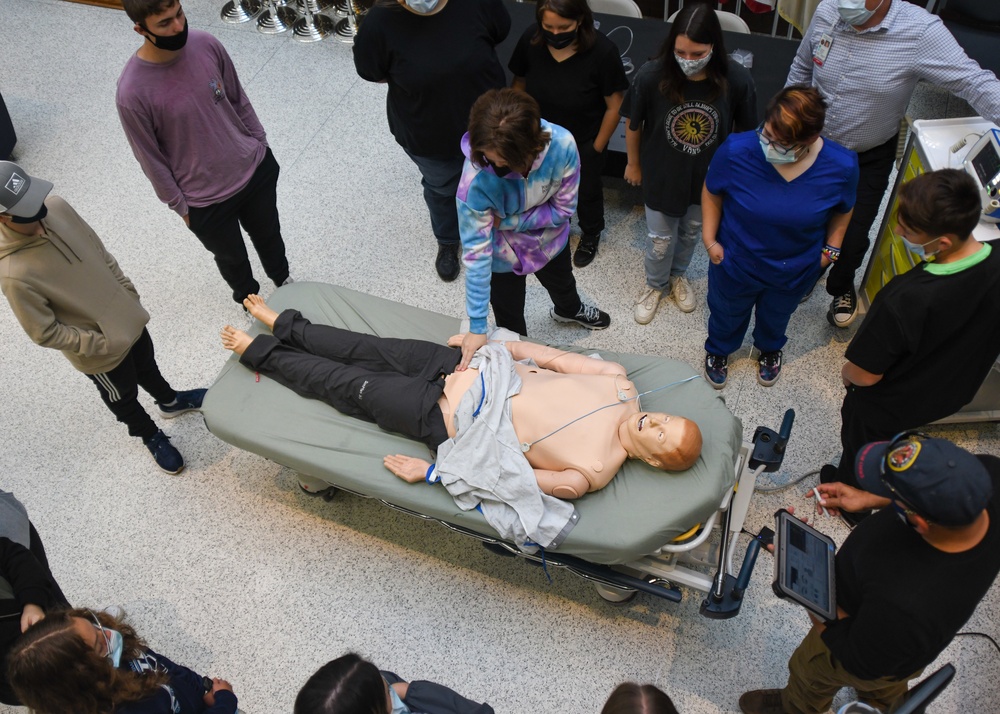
[456,120,580,334]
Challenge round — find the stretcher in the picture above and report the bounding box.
[203,282,791,617]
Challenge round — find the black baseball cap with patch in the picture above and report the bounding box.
[0,161,53,218]
[855,436,993,526]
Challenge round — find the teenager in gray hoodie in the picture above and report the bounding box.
[0,161,204,473]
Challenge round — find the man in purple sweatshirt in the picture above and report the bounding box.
[116,0,292,308]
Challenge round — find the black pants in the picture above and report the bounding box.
[239,310,461,450]
[826,136,898,297]
[187,148,290,304]
[576,137,608,237]
[86,329,176,442]
[490,243,582,336]
[836,387,901,488]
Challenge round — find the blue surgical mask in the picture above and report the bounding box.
[105,628,124,668]
[675,50,712,77]
[388,684,411,714]
[837,0,884,26]
[900,235,940,260]
[760,137,800,164]
[403,0,440,14]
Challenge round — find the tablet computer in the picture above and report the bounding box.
[772,508,837,621]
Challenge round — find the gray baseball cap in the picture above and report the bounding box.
[0,161,53,218]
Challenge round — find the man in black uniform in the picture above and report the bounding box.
[830,170,1000,500]
[740,434,1000,714]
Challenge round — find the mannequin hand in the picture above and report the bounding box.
[624,163,642,186]
[384,454,433,483]
[708,243,724,265]
[458,332,487,370]
[20,604,44,632]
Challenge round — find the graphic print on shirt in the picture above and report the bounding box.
[664,101,719,156]
[208,78,224,104]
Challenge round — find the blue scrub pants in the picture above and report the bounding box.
[705,257,813,356]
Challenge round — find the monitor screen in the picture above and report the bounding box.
[782,518,833,613]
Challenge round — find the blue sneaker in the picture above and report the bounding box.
[156,389,206,418]
[143,430,185,475]
[757,350,782,387]
[704,353,728,389]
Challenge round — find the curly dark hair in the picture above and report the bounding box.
[7,608,168,714]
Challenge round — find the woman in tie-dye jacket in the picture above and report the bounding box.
[455,88,611,369]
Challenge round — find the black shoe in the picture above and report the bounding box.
[144,430,185,475]
[573,234,600,268]
[841,508,872,529]
[827,287,858,328]
[435,244,460,282]
[550,303,611,330]
[819,464,838,484]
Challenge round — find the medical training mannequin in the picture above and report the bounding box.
[221,295,703,499]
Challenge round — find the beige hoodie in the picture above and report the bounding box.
[0,195,149,374]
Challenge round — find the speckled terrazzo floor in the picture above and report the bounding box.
[0,1,997,712]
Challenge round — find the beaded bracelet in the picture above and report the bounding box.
[822,245,841,263]
[706,241,719,252]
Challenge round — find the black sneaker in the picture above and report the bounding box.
[144,430,185,475]
[157,389,207,418]
[757,350,782,387]
[704,353,728,389]
[435,244,460,282]
[573,234,600,268]
[827,287,858,328]
[550,303,610,330]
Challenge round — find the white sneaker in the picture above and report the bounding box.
[670,276,696,313]
[634,287,662,325]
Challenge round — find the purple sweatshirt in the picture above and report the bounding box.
[116,29,267,217]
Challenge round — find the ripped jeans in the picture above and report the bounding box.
[643,204,702,291]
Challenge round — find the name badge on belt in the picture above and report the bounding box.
[813,33,833,66]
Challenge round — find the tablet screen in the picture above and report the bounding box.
[773,510,837,620]
[784,520,832,613]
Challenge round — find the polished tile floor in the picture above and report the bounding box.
[0,1,996,711]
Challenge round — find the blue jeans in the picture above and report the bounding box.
[705,257,814,355]
[404,150,465,247]
[643,204,701,291]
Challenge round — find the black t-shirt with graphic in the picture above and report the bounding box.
[620,57,756,217]
[508,25,629,144]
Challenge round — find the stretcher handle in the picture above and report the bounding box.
[733,538,761,599]
[775,409,795,454]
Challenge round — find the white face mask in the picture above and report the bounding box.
[388,684,411,714]
[760,137,801,164]
[675,50,712,77]
[837,0,884,26]
[403,0,440,14]
[900,234,941,260]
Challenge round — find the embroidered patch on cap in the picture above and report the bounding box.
[4,172,25,196]
[887,440,921,472]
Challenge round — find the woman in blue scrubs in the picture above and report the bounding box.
[700,86,858,388]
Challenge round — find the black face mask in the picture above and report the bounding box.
[144,18,189,51]
[486,158,512,177]
[10,204,48,224]
[541,27,577,50]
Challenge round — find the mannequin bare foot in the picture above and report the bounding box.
[243,294,279,329]
[220,325,252,355]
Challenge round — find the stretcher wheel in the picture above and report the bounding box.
[297,475,337,501]
[594,583,638,604]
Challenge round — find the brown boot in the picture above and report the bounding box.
[739,689,787,714]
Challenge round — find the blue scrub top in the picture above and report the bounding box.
[705,130,859,290]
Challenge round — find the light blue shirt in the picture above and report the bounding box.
[786,0,1000,152]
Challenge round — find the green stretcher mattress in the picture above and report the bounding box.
[203,282,743,565]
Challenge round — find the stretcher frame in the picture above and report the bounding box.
[297,414,788,619]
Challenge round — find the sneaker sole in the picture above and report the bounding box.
[673,297,696,314]
[703,370,727,390]
[156,406,201,419]
[549,309,610,330]
[757,373,780,387]
[826,306,858,328]
[156,462,185,475]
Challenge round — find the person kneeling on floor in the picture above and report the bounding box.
[739,434,1000,714]
[0,162,206,474]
